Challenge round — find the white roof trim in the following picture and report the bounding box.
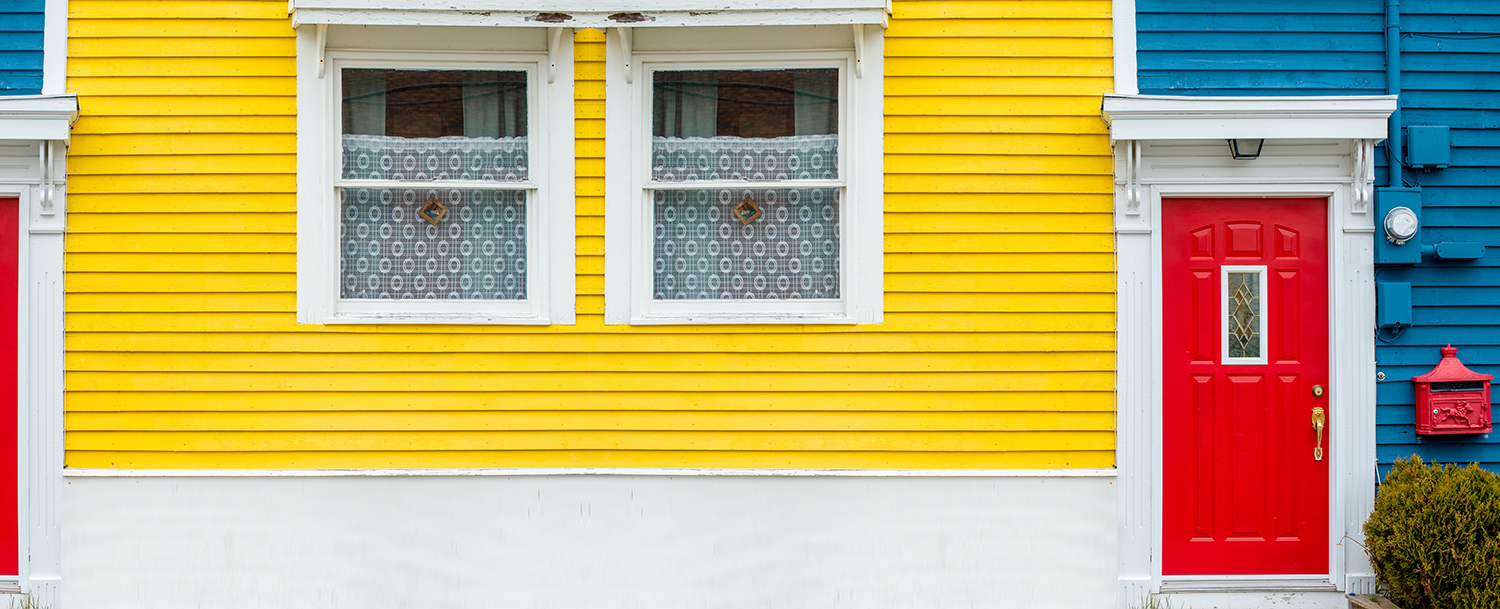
[1102,94,1397,142]
[0,94,79,142]
[290,0,891,28]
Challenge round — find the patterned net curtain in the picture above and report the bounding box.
[339,68,531,300]
[650,69,842,300]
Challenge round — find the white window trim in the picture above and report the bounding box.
[603,29,883,325]
[1220,265,1268,366]
[296,30,576,325]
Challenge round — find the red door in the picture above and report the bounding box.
[0,198,16,575]
[1162,197,1329,575]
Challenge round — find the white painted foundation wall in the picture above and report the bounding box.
[63,473,1115,608]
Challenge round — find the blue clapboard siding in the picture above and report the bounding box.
[0,1,44,95]
[1138,0,1500,474]
[1136,1,1386,96]
[1376,1,1500,475]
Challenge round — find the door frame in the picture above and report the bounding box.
[1102,95,1396,606]
[0,93,76,605]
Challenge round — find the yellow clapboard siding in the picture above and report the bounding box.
[70,57,294,77]
[68,213,294,233]
[895,1,1110,19]
[886,115,1110,134]
[886,174,1114,194]
[72,19,295,38]
[885,154,1112,175]
[67,253,296,273]
[72,115,295,134]
[884,193,1111,213]
[67,76,295,97]
[885,213,1113,233]
[69,410,1115,432]
[886,95,1101,116]
[69,194,294,213]
[67,351,1113,374]
[886,37,1111,57]
[77,96,294,116]
[886,19,1111,39]
[887,57,1111,78]
[72,1,290,20]
[885,133,1109,156]
[67,390,1115,413]
[66,331,1114,354]
[67,430,1115,452]
[68,174,297,194]
[70,38,293,58]
[64,1,1116,469]
[66,450,1115,470]
[68,233,296,253]
[886,76,1112,97]
[61,290,1115,315]
[68,371,1115,393]
[70,134,296,156]
[64,312,1114,334]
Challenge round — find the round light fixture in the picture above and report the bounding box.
[1384,206,1419,245]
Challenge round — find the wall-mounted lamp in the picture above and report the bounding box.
[1226,139,1264,160]
[1384,206,1419,245]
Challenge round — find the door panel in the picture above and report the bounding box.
[0,197,16,576]
[1163,197,1329,576]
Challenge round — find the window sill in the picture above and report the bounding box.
[314,312,556,326]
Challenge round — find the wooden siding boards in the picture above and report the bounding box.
[1137,0,1500,473]
[0,0,44,95]
[64,0,1116,470]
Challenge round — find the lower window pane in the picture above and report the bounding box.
[652,188,840,300]
[341,188,527,300]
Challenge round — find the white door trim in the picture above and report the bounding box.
[1105,93,1393,609]
[0,93,74,606]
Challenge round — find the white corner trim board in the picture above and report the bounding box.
[1110,0,1136,95]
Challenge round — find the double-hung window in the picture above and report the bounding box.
[604,26,884,325]
[296,25,574,325]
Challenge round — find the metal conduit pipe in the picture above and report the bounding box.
[1387,0,1403,186]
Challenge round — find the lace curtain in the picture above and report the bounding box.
[652,187,840,300]
[342,134,530,182]
[340,187,528,301]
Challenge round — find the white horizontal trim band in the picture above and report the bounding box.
[293,8,890,28]
[66,467,1118,478]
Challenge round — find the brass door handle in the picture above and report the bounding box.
[1311,407,1326,461]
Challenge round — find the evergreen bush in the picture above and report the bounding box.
[1364,456,1500,609]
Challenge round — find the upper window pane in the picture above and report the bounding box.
[651,69,838,182]
[342,68,529,182]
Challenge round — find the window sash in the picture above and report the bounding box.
[325,53,550,320]
[635,57,852,313]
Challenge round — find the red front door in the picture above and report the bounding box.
[0,197,16,575]
[1162,197,1329,575]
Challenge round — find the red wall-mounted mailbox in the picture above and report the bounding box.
[1413,345,1493,435]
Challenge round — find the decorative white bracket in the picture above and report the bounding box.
[548,27,565,84]
[38,141,55,216]
[1352,139,1373,215]
[1124,139,1142,216]
[615,27,633,84]
[316,23,329,79]
[852,24,865,78]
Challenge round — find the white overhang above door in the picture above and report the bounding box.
[289,0,892,28]
[0,94,77,142]
[1102,94,1396,142]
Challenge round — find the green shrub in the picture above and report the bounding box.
[1364,456,1500,609]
